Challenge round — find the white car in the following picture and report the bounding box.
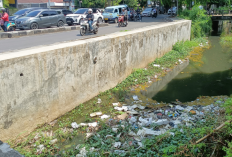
[66,8,103,26]
[142,8,153,17]
[168,7,177,15]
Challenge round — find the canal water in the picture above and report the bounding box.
[144,35,232,103]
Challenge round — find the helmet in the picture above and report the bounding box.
[88,9,92,12]
[1,8,6,12]
[122,7,125,10]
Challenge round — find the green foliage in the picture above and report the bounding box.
[179,5,212,39]
[3,0,9,8]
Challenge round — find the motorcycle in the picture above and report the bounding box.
[118,15,128,27]
[80,19,99,36]
[7,22,16,31]
[129,13,135,21]
[134,13,142,21]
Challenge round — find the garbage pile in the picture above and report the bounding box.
[74,96,226,156]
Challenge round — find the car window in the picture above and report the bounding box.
[25,10,41,17]
[74,9,88,14]
[127,7,129,11]
[14,9,30,15]
[50,11,57,16]
[57,11,62,14]
[67,11,72,14]
[104,8,114,13]
[119,8,122,13]
[92,8,97,13]
[41,11,50,17]
[114,9,118,13]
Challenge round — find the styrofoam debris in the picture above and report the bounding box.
[127,111,139,115]
[101,115,110,119]
[97,98,102,104]
[113,103,120,106]
[153,64,161,67]
[96,112,102,116]
[80,123,88,126]
[112,128,118,133]
[88,122,98,127]
[71,122,79,129]
[114,107,124,111]
[114,142,121,148]
[117,133,122,138]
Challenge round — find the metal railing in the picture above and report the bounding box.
[207,10,231,16]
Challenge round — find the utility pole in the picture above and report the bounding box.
[48,0,50,9]
[69,0,71,10]
[177,0,178,16]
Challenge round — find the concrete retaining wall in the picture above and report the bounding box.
[0,20,191,141]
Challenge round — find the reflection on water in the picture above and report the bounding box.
[145,36,232,103]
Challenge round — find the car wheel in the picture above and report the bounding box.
[98,17,103,23]
[57,21,64,27]
[30,23,39,30]
[105,20,108,23]
[114,18,118,23]
[68,23,73,26]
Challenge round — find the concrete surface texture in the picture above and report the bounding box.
[0,140,24,157]
[0,20,191,141]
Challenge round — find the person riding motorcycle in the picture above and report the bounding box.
[136,7,141,21]
[86,9,94,31]
[152,8,157,17]
[122,8,128,23]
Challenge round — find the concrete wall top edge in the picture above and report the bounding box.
[0,20,191,62]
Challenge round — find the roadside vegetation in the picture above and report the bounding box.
[7,4,232,157]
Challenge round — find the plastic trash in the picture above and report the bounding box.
[101,115,110,119]
[90,113,97,117]
[117,133,121,138]
[184,106,193,112]
[152,119,169,125]
[112,128,118,133]
[114,150,125,154]
[86,133,94,139]
[49,139,58,145]
[80,123,88,126]
[133,95,139,101]
[128,131,136,136]
[114,142,121,148]
[71,122,79,129]
[113,103,120,106]
[153,64,161,67]
[175,105,184,110]
[114,107,124,111]
[88,122,98,127]
[97,98,102,104]
[37,144,45,153]
[129,117,137,124]
[106,135,113,139]
[138,105,145,110]
[127,111,139,115]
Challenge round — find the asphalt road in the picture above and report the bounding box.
[0,15,172,53]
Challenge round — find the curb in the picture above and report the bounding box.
[0,23,109,39]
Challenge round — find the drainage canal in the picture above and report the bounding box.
[142,33,232,103]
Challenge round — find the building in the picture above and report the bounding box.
[17,0,75,10]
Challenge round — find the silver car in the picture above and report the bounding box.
[15,9,66,30]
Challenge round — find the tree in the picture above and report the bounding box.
[3,0,9,8]
[124,0,138,7]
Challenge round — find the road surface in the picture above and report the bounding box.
[0,15,172,53]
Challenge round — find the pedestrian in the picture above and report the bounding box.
[1,8,9,32]
[0,12,4,30]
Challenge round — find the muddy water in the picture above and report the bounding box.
[144,36,232,103]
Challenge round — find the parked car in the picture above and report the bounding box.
[53,9,73,16]
[15,9,66,30]
[103,5,130,23]
[66,8,103,26]
[168,7,177,15]
[142,7,153,17]
[9,7,44,22]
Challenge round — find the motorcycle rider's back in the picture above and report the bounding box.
[86,9,94,31]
